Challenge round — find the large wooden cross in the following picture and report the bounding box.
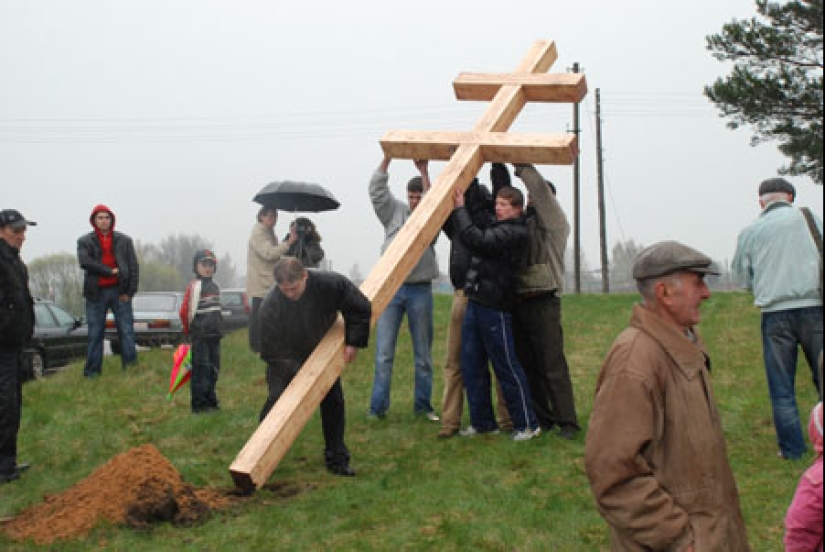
[230,40,587,490]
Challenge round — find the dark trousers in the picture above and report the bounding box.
[249,297,264,353]
[191,336,221,412]
[513,293,580,430]
[260,359,350,468]
[0,349,23,474]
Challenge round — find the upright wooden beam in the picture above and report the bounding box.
[230,40,587,490]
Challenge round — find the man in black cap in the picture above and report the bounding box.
[0,209,36,484]
[585,241,749,550]
[732,177,823,460]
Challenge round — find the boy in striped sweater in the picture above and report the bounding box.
[180,250,223,413]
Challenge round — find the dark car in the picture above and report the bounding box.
[23,299,88,380]
[220,288,250,333]
[106,291,184,353]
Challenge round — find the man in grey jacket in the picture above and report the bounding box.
[368,156,439,420]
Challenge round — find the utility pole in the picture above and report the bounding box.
[572,62,582,293]
[596,88,609,293]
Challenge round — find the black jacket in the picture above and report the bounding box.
[453,207,529,312]
[443,179,494,289]
[77,231,139,300]
[0,240,34,350]
[259,270,371,365]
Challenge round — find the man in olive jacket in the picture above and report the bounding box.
[584,241,749,551]
[0,209,36,484]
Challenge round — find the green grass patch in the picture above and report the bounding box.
[0,292,819,550]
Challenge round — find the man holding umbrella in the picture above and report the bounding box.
[246,207,294,353]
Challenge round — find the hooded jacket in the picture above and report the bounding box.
[584,305,749,551]
[77,205,139,301]
[368,169,439,284]
[0,239,34,350]
[784,402,824,551]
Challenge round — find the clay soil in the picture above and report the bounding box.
[2,444,236,545]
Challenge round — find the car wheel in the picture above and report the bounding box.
[110,341,122,355]
[30,351,45,380]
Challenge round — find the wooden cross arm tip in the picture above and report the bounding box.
[454,73,588,103]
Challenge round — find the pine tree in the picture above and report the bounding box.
[705,0,823,183]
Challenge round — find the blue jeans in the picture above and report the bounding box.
[460,301,537,432]
[84,288,137,376]
[761,306,823,459]
[370,283,434,416]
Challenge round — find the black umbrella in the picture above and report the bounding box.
[253,180,340,212]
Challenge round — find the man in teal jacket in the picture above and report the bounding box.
[732,177,823,460]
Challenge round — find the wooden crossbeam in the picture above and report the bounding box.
[380,131,578,165]
[230,40,586,490]
[454,73,588,103]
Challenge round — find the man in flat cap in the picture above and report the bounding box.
[732,177,823,460]
[585,241,749,550]
[0,209,36,484]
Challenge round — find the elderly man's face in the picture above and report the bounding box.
[0,226,26,250]
[661,271,711,329]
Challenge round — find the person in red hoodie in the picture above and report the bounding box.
[77,205,139,377]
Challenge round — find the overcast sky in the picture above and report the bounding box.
[2,0,822,285]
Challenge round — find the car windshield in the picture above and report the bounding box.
[222,293,243,306]
[133,295,178,311]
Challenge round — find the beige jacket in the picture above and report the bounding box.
[584,305,749,551]
[246,222,289,299]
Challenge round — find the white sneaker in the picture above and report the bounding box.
[512,427,542,442]
[459,426,499,437]
[425,411,440,422]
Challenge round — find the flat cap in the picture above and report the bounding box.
[758,177,795,199]
[632,240,719,280]
[0,209,37,229]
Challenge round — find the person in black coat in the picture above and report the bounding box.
[258,257,371,476]
[451,185,540,441]
[0,209,36,484]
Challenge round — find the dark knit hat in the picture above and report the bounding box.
[758,178,796,199]
[632,241,719,280]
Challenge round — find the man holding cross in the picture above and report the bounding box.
[368,156,440,421]
[258,257,371,477]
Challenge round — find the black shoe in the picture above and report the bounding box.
[558,426,580,440]
[327,464,356,477]
[0,470,20,484]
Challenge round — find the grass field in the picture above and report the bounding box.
[0,291,820,551]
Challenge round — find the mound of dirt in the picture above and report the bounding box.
[2,444,233,545]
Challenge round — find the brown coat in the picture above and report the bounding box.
[584,304,749,551]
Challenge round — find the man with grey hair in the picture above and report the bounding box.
[585,241,749,550]
[732,177,823,460]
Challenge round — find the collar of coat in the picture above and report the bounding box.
[629,303,712,380]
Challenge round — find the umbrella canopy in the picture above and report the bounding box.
[167,344,192,401]
[253,180,340,213]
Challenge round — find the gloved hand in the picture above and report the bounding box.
[490,163,511,193]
